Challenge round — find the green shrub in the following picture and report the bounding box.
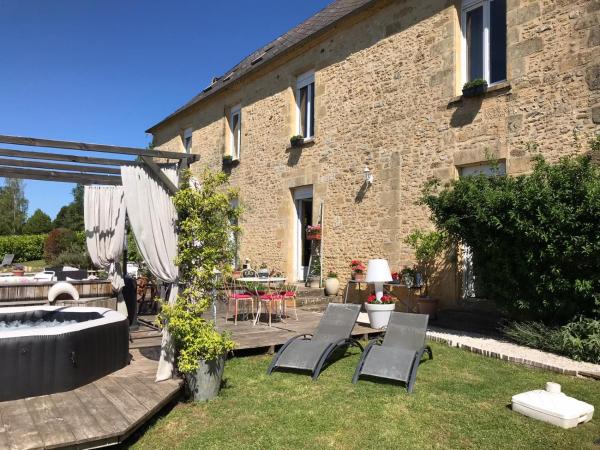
[44,228,87,265]
[0,234,46,262]
[422,149,600,324]
[52,251,92,269]
[503,318,600,364]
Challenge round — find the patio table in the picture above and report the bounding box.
[236,277,288,326]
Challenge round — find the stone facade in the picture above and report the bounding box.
[150,0,600,307]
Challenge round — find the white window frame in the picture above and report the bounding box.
[229,104,241,160]
[295,71,315,139]
[183,128,193,154]
[461,0,504,86]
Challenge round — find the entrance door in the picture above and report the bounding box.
[293,186,313,281]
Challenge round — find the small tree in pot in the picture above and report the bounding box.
[160,169,240,402]
[405,230,449,319]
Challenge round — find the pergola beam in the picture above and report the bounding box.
[0,134,198,161]
[0,147,141,167]
[0,167,121,185]
[0,157,120,175]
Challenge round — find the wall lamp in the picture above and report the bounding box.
[363,166,374,185]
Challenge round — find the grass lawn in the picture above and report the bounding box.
[128,342,600,450]
[0,259,46,272]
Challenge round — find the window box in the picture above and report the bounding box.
[290,135,305,148]
[462,79,488,97]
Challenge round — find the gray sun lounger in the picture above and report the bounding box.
[0,254,14,268]
[267,303,363,380]
[353,312,432,393]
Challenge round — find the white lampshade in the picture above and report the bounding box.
[365,259,393,283]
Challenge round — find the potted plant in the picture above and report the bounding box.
[390,271,400,284]
[12,264,25,277]
[405,230,448,319]
[365,293,396,329]
[462,78,488,97]
[350,259,366,282]
[400,267,416,287]
[258,262,269,278]
[324,271,339,296]
[290,134,305,148]
[159,169,239,402]
[232,265,242,279]
[306,224,322,240]
[308,257,321,288]
[222,154,233,165]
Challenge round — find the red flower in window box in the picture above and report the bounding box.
[306,224,322,240]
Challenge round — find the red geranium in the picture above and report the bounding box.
[366,294,394,304]
[391,272,400,281]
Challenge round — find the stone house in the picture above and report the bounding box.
[147,0,600,307]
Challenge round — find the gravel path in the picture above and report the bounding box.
[427,326,600,379]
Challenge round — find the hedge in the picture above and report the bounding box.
[0,234,47,263]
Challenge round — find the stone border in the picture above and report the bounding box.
[426,332,599,379]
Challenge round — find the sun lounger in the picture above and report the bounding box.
[0,254,14,268]
[267,303,362,380]
[352,312,432,393]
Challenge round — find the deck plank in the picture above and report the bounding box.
[0,399,44,450]
[24,395,76,449]
[51,390,106,444]
[74,382,130,437]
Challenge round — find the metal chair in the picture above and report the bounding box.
[224,278,254,325]
[280,283,298,320]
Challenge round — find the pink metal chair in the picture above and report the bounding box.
[253,283,284,327]
[224,278,254,325]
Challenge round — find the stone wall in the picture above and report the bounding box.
[151,0,600,307]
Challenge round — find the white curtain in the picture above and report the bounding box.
[84,185,127,316]
[121,165,179,382]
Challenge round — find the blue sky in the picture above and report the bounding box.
[0,0,330,219]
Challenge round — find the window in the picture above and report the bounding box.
[459,160,506,177]
[230,105,241,160]
[296,71,315,139]
[462,0,506,85]
[183,128,193,153]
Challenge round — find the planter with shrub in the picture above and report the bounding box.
[462,78,488,97]
[159,169,240,402]
[290,135,305,148]
[350,259,366,282]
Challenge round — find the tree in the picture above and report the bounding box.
[23,209,53,234]
[0,178,28,235]
[54,184,84,231]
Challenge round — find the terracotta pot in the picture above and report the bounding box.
[417,297,439,320]
[365,302,395,329]
[232,271,242,279]
[306,234,321,240]
[353,273,365,282]
[324,277,339,296]
[12,269,25,277]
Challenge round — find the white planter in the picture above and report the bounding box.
[308,278,320,288]
[324,278,340,296]
[365,303,395,329]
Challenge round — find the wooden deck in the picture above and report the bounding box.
[132,305,381,352]
[0,347,182,450]
[0,304,378,449]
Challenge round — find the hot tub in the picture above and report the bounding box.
[0,306,129,402]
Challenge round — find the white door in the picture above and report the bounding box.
[293,186,313,281]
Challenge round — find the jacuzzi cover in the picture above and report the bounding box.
[512,389,594,429]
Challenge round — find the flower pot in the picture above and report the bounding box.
[353,273,365,282]
[306,234,321,240]
[12,269,24,277]
[232,271,242,279]
[308,278,320,288]
[185,355,226,402]
[417,297,439,320]
[365,302,395,329]
[258,269,269,278]
[324,277,339,296]
[462,84,487,97]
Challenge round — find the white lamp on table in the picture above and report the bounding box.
[366,259,393,301]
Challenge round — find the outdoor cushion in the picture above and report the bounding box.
[272,339,331,370]
[231,293,252,299]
